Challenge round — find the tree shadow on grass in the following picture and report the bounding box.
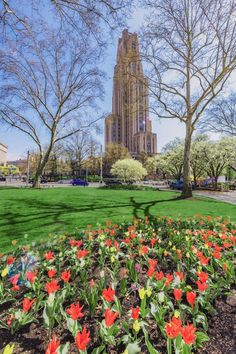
[0,194,180,246]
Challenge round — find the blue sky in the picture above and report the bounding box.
[2,5,233,161]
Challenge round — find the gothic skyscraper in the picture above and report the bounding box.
[105,29,157,155]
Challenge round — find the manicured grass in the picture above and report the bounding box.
[0,187,236,252]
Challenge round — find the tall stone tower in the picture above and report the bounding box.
[105,29,157,155]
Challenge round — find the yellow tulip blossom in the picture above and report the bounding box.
[138,287,146,300]
[146,288,152,297]
[133,320,140,332]
[3,344,14,354]
[1,268,8,277]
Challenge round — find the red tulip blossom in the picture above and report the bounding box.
[131,307,140,320]
[75,326,91,351]
[44,251,54,261]
[155,271,164,281]
[186,291,196,308]
[212,251,221,259]
[196,280,208,292]
[105,239,112,247]
[66,303,84,320]
[69,239,83,248]
[45,336,60,354]
[165,273,173,286]
[196,271,208,283]
[77,249,89,259]
[104,308,119,327]
[10,274,20,291]
[26,271,38,284]
[147,267,155,278]
[165,316,182,339]
[89,279,95,288]
[173,288,183,301]
[102,287,115,302]
[23,298,36,312]
[61,270,71,283]
[181,324,197,345]
[175,271,184,282]
[148,259,158,268]
[7,256,15,265]
[45,279,60,294]
[140,246,149,255]
[48,269,57,278]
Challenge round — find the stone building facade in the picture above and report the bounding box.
[0,142,7,166]
[105,29,157,156]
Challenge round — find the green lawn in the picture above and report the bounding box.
[0,187,236,252]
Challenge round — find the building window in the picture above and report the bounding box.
[131,40,136,50]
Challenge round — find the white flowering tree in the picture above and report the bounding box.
[111,159,147,183]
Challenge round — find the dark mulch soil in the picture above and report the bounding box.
[198,288,236,354]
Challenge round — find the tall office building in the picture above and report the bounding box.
[105,29,157,155]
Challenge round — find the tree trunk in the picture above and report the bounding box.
[213,176,218,190]
[32,145,54,188]
[181,120,193,198]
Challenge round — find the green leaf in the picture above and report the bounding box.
[195,331,210,348]
[91,345,106,354]
[126,342,141,354]
[58,342,70,354]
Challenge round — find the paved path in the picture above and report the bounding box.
[194,190,236,205]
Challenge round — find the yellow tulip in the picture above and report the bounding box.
[3,344,14,354]
[138,287,146,300]
[146,288,152,297]
[1,268,8,277]
[174,310,180,318]
[11,240,17,246]
[133,320,140,332]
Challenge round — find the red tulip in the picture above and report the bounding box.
[196,280,208,292]
[102,287,115,302]
[75,326,91,351]
[45,336,60,354]
[165,274,173,286]
[104,308,119,327]
[48,269,57,278]
[186,291,196,308]
[61,270,71,283]
[155,271,164,281]
[26,270,38,284]
[45,279,60,294]
[10,274,20,291]
[44,251,54,261]
[175,271,184,282]
[196,271,208,283]
[23,298,36,312]
[7,256,15,265]
[77,249,89,259]
[131,307,140,320]
[173,288,182,301]
[66,303,84,320]
[181,324,197,345]
[89,279,95,288]
[165,316,182,339]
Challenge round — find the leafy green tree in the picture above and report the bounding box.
[190,136,209,187]
[202,138,236,189]
[111,159,147,183]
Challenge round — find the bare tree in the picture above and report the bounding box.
[201,93,236,136]
[0,1,132,40]
[141,0,236,198]
[64,130,100,176]
[0,29,104,187]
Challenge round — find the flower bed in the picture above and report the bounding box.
[0,216,235,354]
